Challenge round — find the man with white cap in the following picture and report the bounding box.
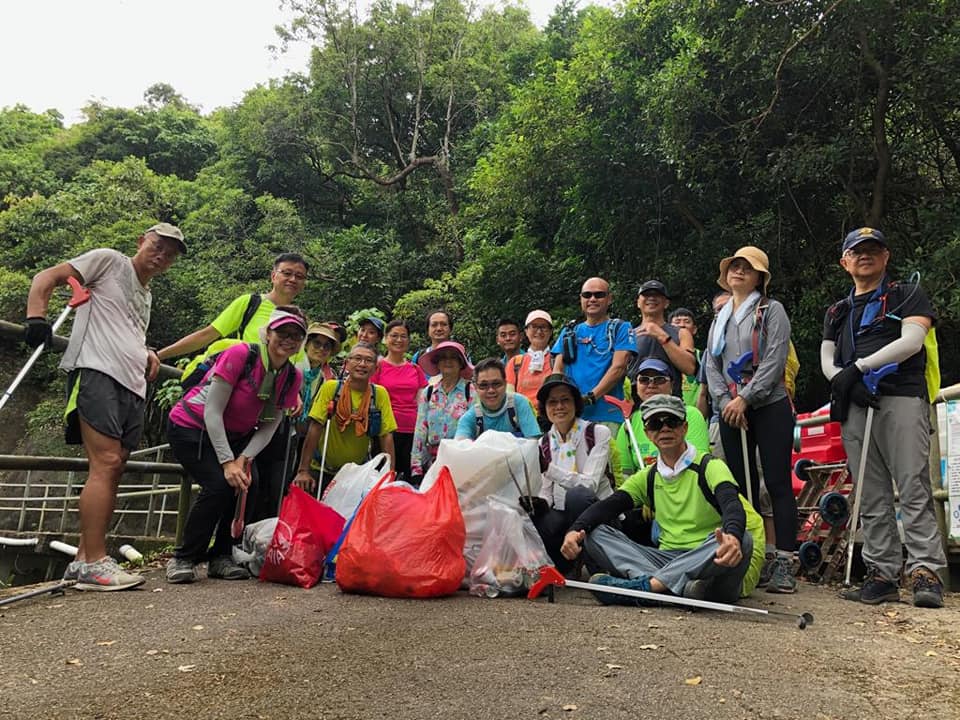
[24,222,186,590]
[505,310,555,409]
[822,227,946,608]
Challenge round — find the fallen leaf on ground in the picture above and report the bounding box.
[605,663,623,669]
[191,625,204,631]
[562,704,578,711]
[884,610,899,618]
[639,644,659,650]
[144,604,155,609]
[95,640,116,646]
[145,650,159,656]
[177,665,197,672]
[596,646,609,651]
[66,658,82,666]
[925,651,938,657]
[685,676,702,686]
[152,588,163,592]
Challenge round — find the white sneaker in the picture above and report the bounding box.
[75,557,145,592]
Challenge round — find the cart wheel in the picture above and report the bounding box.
[798,541,822,570]
[793,458,815,483]
[819,491,849,527]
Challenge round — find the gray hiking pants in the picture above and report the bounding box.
[841,396,946,580]
[584,524,754,603]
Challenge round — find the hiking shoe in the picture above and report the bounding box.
[62,560,83,582]
[75,557,146,592]
[207,556,250,581]
[911,568,944,609]
[756,552,776,588]
[765,556,798,594]
[682,579,711,600]
[588,572,655,606]
[841,566,899,604]
[166,557,198,584]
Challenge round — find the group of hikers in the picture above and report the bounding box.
[20,223,947,610]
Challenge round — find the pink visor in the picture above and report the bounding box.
[267,312,307,333]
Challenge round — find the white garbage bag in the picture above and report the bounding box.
[321,453,392,520]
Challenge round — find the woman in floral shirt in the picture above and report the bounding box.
[410,341,474,482]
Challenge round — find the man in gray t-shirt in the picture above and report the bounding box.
[24,223,186,591]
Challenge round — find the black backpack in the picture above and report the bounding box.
[180,293,262,391]
[644,454,721,516]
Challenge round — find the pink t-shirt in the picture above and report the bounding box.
[169,343,302,434]
[371,360,427,434]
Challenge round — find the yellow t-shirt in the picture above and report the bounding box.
[307,380,398,472]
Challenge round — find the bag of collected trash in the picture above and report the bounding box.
[259,486,345,588]
[419,431,540,577]
[469,497,552,598]
[336,466,465,598]
[321,453,391,519]
[232,517,278,577]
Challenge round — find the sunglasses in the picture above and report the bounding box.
[636,375,670,386]
[580,291,609,299]
[476,381,505,391]
[644,415,684,432]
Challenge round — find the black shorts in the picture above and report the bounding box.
[65,369,145,451]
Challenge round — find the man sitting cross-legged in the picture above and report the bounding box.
[560,394,764,604]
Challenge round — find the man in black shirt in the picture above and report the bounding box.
[821,227,945,608]
[627,280,696,396]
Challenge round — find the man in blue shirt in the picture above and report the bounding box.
[551,277,634,429]
[455,358,541,439]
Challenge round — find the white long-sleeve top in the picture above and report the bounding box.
[538,420,612,511]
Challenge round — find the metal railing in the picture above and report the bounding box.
[0,453,193,543]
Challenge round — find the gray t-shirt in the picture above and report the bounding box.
[60,248,152,398]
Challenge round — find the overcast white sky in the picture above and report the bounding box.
[0,0,601,125]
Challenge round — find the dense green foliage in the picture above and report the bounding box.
[2,0,958,418]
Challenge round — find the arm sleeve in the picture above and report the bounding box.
[739,302,790,406]
[570,490,634,533]
[240,415,284,460]
[713,482,746,541]
[545,424,611,493]
[854,320,928,372]
[203,377,236,465]
[821,340,841,381]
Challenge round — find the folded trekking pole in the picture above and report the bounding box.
[0,277,90,411]
[844,363,898,587]
[726,351,755,506]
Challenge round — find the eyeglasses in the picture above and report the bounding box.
[275,330,305,344]
[843,243,885,258]
[308,338,333,351]
[580,291,609,299]
[644,415,685,432]
[636,375,670,386]
[528,324,551,333]
[476,381,505,391]
[349,355,376,365]
[276,269,307,281]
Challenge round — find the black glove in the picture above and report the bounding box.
[519,495,549,518]
[23,317,52,349]
[830,364,862,397]
[849,382,881,410]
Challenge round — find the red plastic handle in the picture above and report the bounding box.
[66,277,91,308]
[603,394,634,421]
[526,565,566,599]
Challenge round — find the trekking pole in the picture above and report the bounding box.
[277,420,296,516]
[528,566,814,629]
[844,363,898,587]
[726,351,755,506]
[0,580,75,608]
[604,395,644,470]
[0,277,90,411]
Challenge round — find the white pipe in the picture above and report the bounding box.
[0,536,38,547]
[49,540,78,556]
[119,544,143,562]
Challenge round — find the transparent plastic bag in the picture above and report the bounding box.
[469,497,552,598]
[232,517,278,578]
[321,453,391,519]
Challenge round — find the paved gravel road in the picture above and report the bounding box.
[2,569,958,720]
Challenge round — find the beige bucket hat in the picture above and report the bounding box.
[717,246,770,293]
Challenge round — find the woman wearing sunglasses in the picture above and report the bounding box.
[616,358,709,477]
[166,308,305,584]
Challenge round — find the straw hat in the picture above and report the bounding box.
[717,246,771,293]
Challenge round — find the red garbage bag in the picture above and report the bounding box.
[336,466,466,598]
[260,486,345,588]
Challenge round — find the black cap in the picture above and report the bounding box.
[637,280,670,298]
